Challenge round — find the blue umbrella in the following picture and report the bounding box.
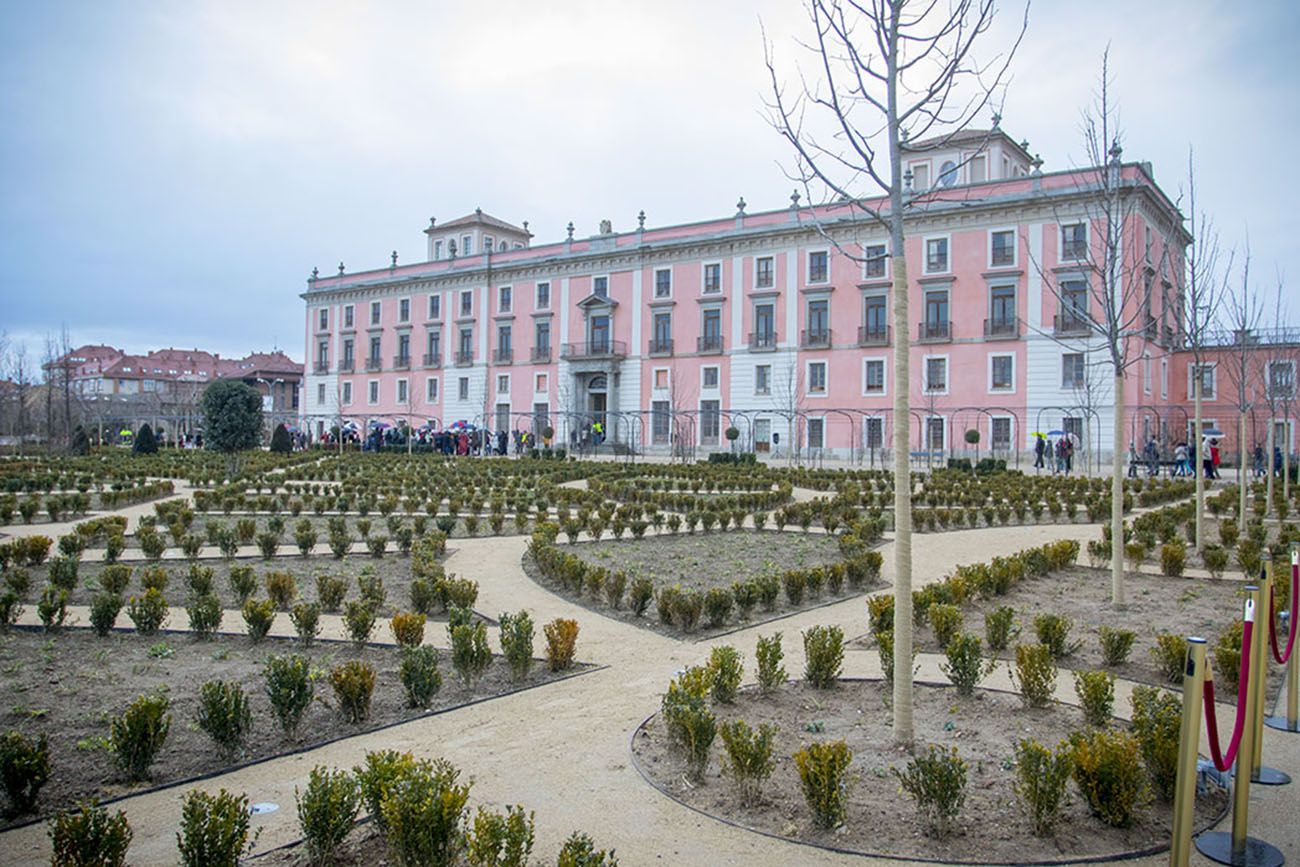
[1047,429,1066,437]
[1203,428,1224,437]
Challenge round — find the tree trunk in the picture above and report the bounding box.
[1111,375,1126,609]
[1239,412,1248,525]
[890,243,913,748]
[1194,380,1204,553]
[1266,415,1275,515]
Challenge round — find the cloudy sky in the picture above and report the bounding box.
[1,0,1296,366]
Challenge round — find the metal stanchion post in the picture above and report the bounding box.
[1265,546,1299,733]
[1249,557,1290,785]
[1170,637,1206,867]
[1197,585,1284,866]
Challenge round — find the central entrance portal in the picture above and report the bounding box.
[587,375,608,432]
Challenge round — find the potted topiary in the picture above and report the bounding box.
[964,428,980,469]
[725,426,740,454]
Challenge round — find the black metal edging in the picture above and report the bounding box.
[0,624,606,836]
[627,678,1231,867]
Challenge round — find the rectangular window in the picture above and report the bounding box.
[925,237,949,273]
[533,402,550,435]
[863,243,887,279]
[924,289,949,339]
[426,378,439,401]
[1061,223,1087,260]
[990,354,1014,391]
[589,314,610,350]
[535,373,547,392]
[344,305,354,328]
[399,298,410,322]
[484,235,495,253]
[1189,364,1216,400]
[534,321,551,358]
[1268,361,1296,399]
[969,155,987,182]
[701,308,722,352]
[703,262,721,293]
[926,417,945,450]
[924,357,948,392]
[316,340,329,367]
[990,230,1016,267]
[425,332,440,362]
[911,163,930,191]
[755,256,774,288]
[318,309,328,330]
[1143,354,1152,393]
[460,291,473,317]
[370,301,382,325]
[1062,353,1085,389]
[458,377,469,401]
[458,328,473,359]
[808,361,827,394]
[651,312,672,353]
[495,402,510,431]
[702,367,719,389]
[654,368,669,390]
[499,286,512,313]
[497,374,509,395]
[497,325,512,359]
[807,299,829,336]
[397,379,408,403]
[654,268,672,298]
[369,336,381,363]
[864,359,885,395]
[808,250,828,283]
[753,303,775,345]
[342,382,352,405]
[652,401,671,444]
[700,400,721,444]
[593,275,609,297]
[1063,416,1084,442]
[368,381,379,404]
[991,417,1011,450]
[317,383,326,404]
[862,294,887,342]
[807,417,824,449]
[865,417,884,449]
[536,281,551,309]
[462,234,472,255]
[428,295,441,319]
[434,240,444,260]
[1161,358,1169,399]
[396,334,410,365]
[755,364,771,395]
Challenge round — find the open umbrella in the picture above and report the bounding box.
[1047,429,1066,437]
[1202,428,1224,438]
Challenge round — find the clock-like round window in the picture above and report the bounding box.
[938,160,958,187]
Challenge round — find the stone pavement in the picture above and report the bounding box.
[1,514,1297,865]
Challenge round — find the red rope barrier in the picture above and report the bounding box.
[1268,560,1299,665]
[1204,617,1255,773]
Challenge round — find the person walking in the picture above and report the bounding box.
[1128,443,1140,479]
[1033,433,1047,470]
[1173,441,1188,477]
[1253,443,1266,478]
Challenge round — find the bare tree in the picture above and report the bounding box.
[1259,275,1292,514]
[766,0,1026,746]
[770,356,805,466]
[1216,247,1264,525]
[1178,149,1225,552]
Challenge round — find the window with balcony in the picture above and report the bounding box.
[499,286,512,313]
[864,359,885,395]
[924,357,947,393]
[460,291,473,317]
[987,285,1016,337]
[316,340,329,372]
[861,294,888,344]
[497,325,512,362]
[651,312,673,354]
[588,315,610,352]
[1061,223,1088,260]
[700,309,723,353]
[426,377,439,401]
[1057,280,1089,333]
[593,275,609,298]
[370,301,382,325]
[368,336,382,370]
[990,354,1014,391]
[654,268,672,299]
[536,281,550,309]
[399,298,410,322]
[755,364,771,395]
[755,256,774,289]
[395,334,410,368]
[424,332,440,367]
[864,243,887,279]
[925,237,949,273]
[752,303,776,348]
[804,299,830,347]
[533,322,551,361]
[341,339,354,371]
[922,289,949,340]
[703,262,721,294]
[428,294,441,319]
[808,361,827,394]
[1062,353,1085,389]
[344,305,354,328]
[457,328,474,364]
[990,230,1016,267]
[808,250,828,283]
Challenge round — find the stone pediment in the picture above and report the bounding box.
[575,293,618,311]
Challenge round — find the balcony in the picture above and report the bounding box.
[1053,313,1090,336]
[365,357,383,372]
[983,318,1019,340]
[648,338,674,356]
[421,353,441,369]
[748,331,778,351]
[530,346,552,363]
[493,348,514,364]
[800,328,831,349]
[561,340,627,360]
[918,321,951,342]
[857,325,890,347]
[455,350,474,366]
[339,358,355,373]
[697,334,724,354]
[392,354,411,370]
[313,361,329,374]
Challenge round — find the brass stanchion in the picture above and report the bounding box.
[1169,637,1206,867]
[1248,556,1290,785]
[1265,546,1299,733]
[1197,585,1285,866]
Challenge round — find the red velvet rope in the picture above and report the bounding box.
[1204,618,1255,773]
[1268,560,1299,665]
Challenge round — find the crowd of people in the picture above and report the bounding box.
[316,423,544,456]
[1032,432,1076,474]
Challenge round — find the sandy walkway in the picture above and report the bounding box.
[1,510,1297,865]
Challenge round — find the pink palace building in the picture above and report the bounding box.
[300,126,1298,465]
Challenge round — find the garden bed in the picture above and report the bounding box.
[0,627,592,827]
[524,529,882,639]
[631,679,1227,864]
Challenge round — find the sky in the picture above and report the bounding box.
[1,0,1297,367]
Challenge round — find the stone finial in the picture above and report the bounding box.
[475,206,482,215]
[338,262,345,275]
[992,111,1002,129]
[1032,154,1044,175]
[449,239,457,258]
[523,220,530,232]
[736,197,746,215]
[566,222,575,240]
[790,189,801,208]
[428,217,436,228]
[310,266,319,281]
[1020,139,1030,152]
[903,168,914,193]
[1109,139,1123,162]
[391,250,398,268]
[637,210,646,229]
